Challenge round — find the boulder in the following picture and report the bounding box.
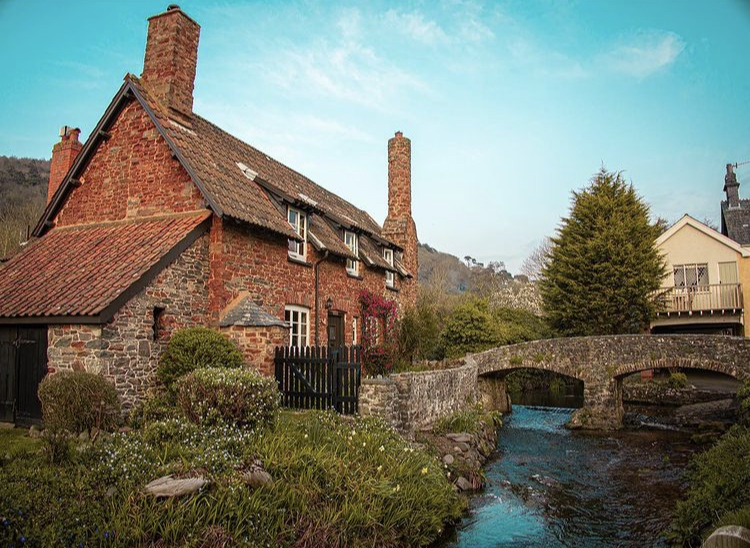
[447,433,473,443]
[241,461,274,488]
[702,525,750,548]
[455,476,473,491]
[145,475,208,498]
[443,454,455,466]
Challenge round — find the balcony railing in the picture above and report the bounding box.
[656,283,743,314]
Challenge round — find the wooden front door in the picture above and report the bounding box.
[327,314,344,349]
[0,326,47,424]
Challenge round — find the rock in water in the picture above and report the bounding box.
[145,475,208,498]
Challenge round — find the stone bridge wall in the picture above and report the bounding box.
[359,361,478,436]
[472,334,750,429]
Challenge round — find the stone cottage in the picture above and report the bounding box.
[0,5,417,424]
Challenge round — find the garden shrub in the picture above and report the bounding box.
[738,382,750,426]
[127,389,179,429]
[176,367,279,428]
[441,298,500,358]
[398,304,443,364]
[669,425,750,546]
[156,327,244,390]
[38,371,121,434]
[667,371,688,389]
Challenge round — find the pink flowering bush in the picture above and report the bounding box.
[358,289,398,376]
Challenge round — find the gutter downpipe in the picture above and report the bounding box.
[314,250,329,346]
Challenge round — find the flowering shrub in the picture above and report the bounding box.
[359,289,398,376]
[157,327,244,390]
[38,371,121,434]
[176,367,279,428]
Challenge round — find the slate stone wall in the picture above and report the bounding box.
[472,334,750,429]
[47,235,210,410]
[359,361,478,435]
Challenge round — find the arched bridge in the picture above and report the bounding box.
[469,334,750,429]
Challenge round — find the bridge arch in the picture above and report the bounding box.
[470,334,750,429]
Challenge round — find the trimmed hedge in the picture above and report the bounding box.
[156,327,244,390]
[176,367,279,428]
[38,371,121,434]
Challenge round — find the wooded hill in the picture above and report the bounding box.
[0,156,49,259]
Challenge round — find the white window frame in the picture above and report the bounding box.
[344,230,359,275]
[383,248,395,288]
[287,206,307,261]
[673,263,709,292]
[352,317,358,345]
[285,305,310,347]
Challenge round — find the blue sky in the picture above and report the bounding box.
[1,0,749,273]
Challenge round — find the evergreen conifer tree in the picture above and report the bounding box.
[540,168,665,335]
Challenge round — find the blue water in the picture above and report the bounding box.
[445,406,695,548]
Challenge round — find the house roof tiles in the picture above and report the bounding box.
[721,199,750,245]
[0,212,209,322]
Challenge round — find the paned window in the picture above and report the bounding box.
[344,231,359,275]
[285,305,309,347]
[287,207,307,260]
[383,248,395,288]
[673,263,709,290]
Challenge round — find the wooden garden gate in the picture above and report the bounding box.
[274,345,361,414]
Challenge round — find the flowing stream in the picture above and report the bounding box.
[442,405,698,548]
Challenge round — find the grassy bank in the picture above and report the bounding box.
[0,411,465,548]
[668,382,750,546]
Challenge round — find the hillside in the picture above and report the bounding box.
[418,242,473,292]
[0,156,49,259]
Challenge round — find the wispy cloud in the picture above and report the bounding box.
[600,30,686,77]
[265,9,429,111]
[384,9,450,46]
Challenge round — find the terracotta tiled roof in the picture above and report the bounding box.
[0,212,209,321]
[128,76,392,245]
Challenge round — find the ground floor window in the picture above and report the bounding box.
[285,305,309,347]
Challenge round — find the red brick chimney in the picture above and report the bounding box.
[47,126,82,204]
[141,4,200,120]
[383,131,418,307]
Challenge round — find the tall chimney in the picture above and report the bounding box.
[724,163,740,208]
[47,126,82,204]
[383,131,418,307]
[141,4,200,120]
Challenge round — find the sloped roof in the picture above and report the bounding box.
[219,296,286,328]
[0,212,209,323]
[721,199,750,245]
[657,213,750,257]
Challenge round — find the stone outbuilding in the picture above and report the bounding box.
[0,5,418,423]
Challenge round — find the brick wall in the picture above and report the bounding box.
[212,222,409,347]
[221,324,287,375]
[47,235,210,409]
[360,362,478,435]
[54,100,205,227]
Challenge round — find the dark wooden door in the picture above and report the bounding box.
[327,314,344,348]
[0,326,47,424]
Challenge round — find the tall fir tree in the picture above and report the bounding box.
[540,168,665,335]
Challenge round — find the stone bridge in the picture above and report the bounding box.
[469,334,750,429]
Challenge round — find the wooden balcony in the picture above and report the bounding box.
[656,283,743,316]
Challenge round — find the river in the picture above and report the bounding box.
[442,405,698,548]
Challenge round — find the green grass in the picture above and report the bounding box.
[0,412,464,548]
[0,428,42,461]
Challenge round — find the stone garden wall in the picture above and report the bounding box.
[359,360,478,435]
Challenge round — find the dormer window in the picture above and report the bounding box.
[384,248,395,288]
[344,231,359,275]
[287,206,307,260]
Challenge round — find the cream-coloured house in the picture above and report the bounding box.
[652,214,750,336]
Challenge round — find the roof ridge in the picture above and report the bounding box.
[51,210,211,231]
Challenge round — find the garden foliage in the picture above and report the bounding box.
[359,289,399,376]
[669,425,750,546]
[539,168,665,336]
[0,412,464,548]
[156,326,243,389]
[176,367,279,428]
[37,370,121,434]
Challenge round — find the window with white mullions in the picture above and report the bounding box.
[344,230,359,275]
[287,206,307,260]
[383,248,395,288]
[673,263,709,290]
[284,305,309,347]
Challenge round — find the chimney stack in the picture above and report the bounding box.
[383,131,418,307]
[47,126,82,204]
[724,163,740,208]
[141,4,200,120]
